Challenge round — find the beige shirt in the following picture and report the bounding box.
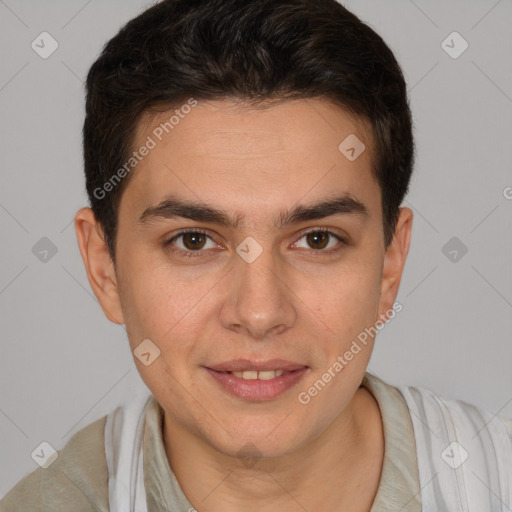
[0,371,421,511]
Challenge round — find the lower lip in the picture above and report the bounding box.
[204,367,309,401]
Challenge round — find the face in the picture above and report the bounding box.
[76,97,412,460]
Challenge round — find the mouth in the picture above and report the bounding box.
[224,369,287,380]
[203,359,309,401]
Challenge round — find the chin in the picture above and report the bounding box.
[203,420,311,462]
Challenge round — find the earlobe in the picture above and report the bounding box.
[74,207,125,325]
[377,207,413,320]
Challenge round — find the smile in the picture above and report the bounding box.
[203,360,309,401]
[229,369,284,380]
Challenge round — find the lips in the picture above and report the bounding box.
[206,359,307,373]
[203,359,309,401]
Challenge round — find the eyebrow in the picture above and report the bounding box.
[137,193,370,229]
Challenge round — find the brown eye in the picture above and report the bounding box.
[164,229,217,257]
[181,232,207,250]
[306,231,329,250]
[295,229,346,252]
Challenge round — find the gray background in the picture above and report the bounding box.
[1,0,511,497]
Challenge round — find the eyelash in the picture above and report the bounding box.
[163,227,347,259]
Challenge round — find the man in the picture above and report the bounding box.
[2,0,511,510]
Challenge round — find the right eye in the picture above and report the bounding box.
[163,229,219,258]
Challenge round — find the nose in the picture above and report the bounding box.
[219,244,297,340]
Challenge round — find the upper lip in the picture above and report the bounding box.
[206,359,308,372]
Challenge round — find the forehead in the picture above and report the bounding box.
[138,98,373,156]
[121,98,379,225]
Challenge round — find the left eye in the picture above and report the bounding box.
[294,230,345,251]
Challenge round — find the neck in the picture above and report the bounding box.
[163,387,384,512]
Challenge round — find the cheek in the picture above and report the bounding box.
[118,257,214,364]
[118,268,199,400]
[115,253,176,346]
[306,262,381,341]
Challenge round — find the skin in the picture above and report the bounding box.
[75,97,413,511]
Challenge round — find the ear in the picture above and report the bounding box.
[74,207,125,325]
[377,207,413,320]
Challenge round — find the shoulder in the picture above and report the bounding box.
[395,381,512,506]
[363,372,512,445]
[398,381,512,439]
[0,415,109,512]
